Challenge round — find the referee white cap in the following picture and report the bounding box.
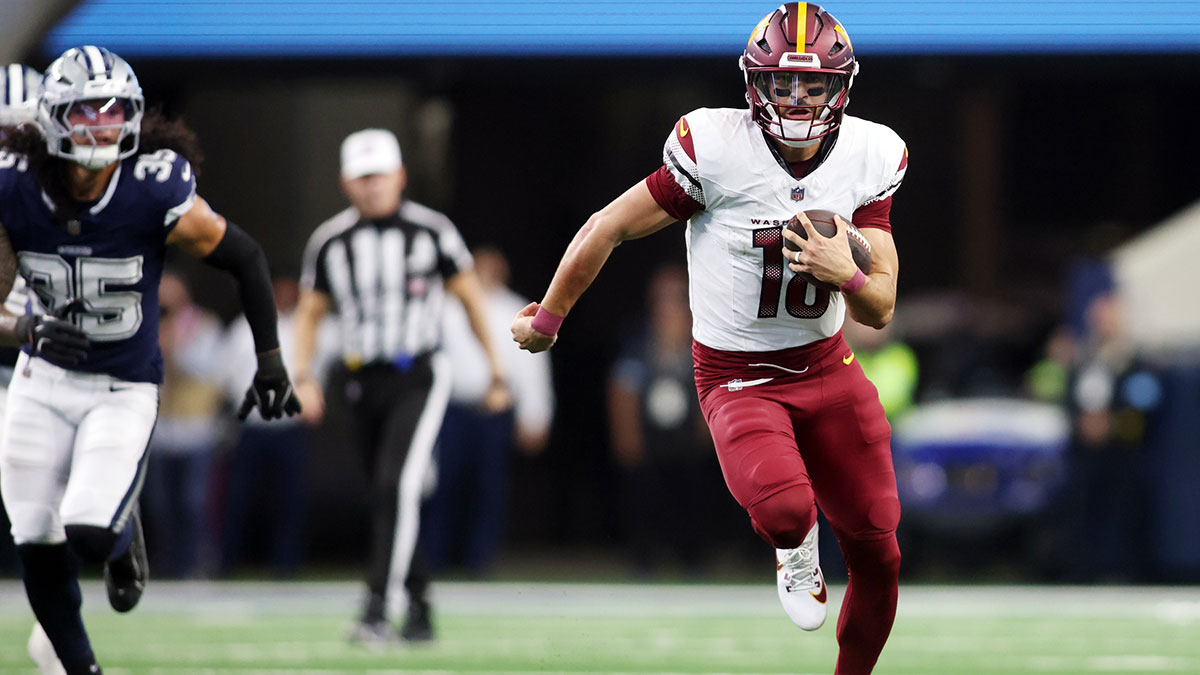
[340,128,402,179]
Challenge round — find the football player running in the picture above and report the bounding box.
[0,47,301,674]
[513,4,906,673]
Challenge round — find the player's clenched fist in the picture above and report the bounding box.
[511,301,558,353]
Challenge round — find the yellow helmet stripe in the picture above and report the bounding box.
[834,22,853,51]
[796,2,807,49]
[748,14,771,50]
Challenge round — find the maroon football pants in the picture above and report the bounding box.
[695,334,901,675]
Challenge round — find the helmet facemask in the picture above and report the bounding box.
[747,67,850,147]
[739,3,859,148]
[46,96,143,169]
[38,46,144,170]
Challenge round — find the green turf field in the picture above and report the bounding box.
[2,581,1199,673]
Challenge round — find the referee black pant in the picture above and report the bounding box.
[340,352,450,624]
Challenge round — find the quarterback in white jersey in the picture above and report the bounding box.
[660,107,906,351]
[515,4,906,673]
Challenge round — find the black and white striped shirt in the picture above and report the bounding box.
[300,200,473,367]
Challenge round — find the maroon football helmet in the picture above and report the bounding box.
[740,2,858,147]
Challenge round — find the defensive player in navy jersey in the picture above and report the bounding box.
[0,46,300,674]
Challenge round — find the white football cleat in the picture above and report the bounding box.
[27,623,67,675]
[776,522,828,631]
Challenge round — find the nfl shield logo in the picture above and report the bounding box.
[791,186,805,202]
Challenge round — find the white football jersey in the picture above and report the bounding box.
[661,108,907,352]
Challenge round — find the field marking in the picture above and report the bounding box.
[96,667,825,672]
[4,581,1200,620]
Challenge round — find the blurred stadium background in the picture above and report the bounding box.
[2,1,1200,672]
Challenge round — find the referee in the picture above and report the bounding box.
[293,128,510,645]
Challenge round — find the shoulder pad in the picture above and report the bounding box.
[131,149,193,186]
[130,150,197,225]
[0,150,31,199]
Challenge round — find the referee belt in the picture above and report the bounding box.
[343,351,432,374]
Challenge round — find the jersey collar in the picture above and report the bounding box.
[88,161,122,216]
[761,128,840,181]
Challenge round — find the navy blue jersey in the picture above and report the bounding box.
[0,148,196,383]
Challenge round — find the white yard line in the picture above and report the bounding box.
[3,581,1200,620]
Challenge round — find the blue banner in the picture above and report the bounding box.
[43,1,1200,58]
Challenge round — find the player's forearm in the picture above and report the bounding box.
[540,214,621,316]
[201,222,280,353]
[844,274,896,329]
[539,181,674,320]
[447,270,508,382]
[466,300,507,383]
[291,292,326,382]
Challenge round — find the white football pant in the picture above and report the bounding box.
[0,352,158,545]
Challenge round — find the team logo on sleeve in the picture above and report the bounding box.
[791,186,805,202]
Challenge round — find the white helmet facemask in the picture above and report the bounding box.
[750,69,847,148]
[38,46,144,169]
[774,109,833,148]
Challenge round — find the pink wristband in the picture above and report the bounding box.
[839,269,867,294]
[530,306,565,336]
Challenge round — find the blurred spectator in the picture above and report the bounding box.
[1064,289,1163,582]
[842,319,919,421]
[1064,223,1131,341]
[423,246,554,576]
[1025,324,1077,404]
[143,270,227,578]
[218,277,337,578]
[607,265,723,575]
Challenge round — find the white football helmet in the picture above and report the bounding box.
[0,63,41,127]
[38,46,144,169]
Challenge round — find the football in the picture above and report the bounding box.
[783,209,873,292]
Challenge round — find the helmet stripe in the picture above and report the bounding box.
[6,64,21,104]
[82,45,109,80]
[796,2,807,49]
[834,23,853,51]
[748,14,771,50]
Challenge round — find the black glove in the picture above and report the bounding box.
[14,313,90,366]
[237,349,302,421]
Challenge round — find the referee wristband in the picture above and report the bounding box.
[839,269,867,294]
[530,307,565,336]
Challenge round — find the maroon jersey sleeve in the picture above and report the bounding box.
[646,165,703,223]
[852,195,892,233]
[646,115,706,222]
[854,146,907,233]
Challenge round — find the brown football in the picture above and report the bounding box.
[783,209,873,292]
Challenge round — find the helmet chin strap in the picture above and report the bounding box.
[771,104,834,147]
[75,143,120,170]
[777,135,821,149]
[776,116,824,147]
